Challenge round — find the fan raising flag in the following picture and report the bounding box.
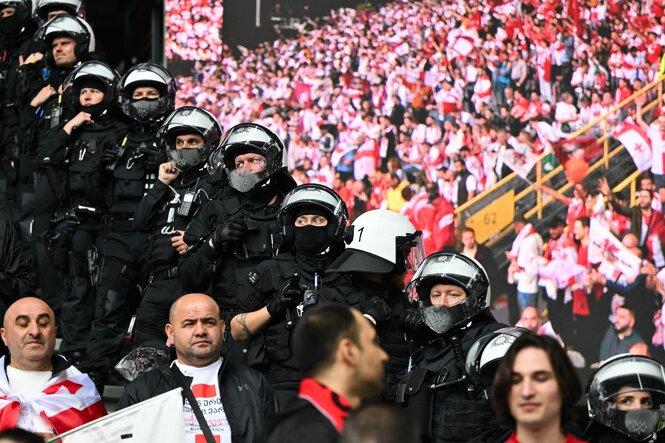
[613,120,653,172]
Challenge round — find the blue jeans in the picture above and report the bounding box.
[517,290,538,312]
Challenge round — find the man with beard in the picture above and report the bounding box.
[267,304,389,443]
[598,305,645,363]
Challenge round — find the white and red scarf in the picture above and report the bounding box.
[0,356,106,434]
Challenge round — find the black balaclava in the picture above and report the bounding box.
[292,206,331,257]
[78,77,108,118]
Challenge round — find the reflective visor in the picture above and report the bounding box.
[35,14,86,41]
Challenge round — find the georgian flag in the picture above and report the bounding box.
[56,388,185,443]
[0,356,106,434]
[446,29,478,60]
[588,217,641,282]
[613,121,653,172]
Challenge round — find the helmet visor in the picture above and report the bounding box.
[407,253,488,304]
[35,14,86,41]
[592,356,665,402]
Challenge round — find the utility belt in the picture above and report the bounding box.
[148,265,178,284]
[71,205,104,224]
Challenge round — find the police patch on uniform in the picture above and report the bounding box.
[247,271,259,286]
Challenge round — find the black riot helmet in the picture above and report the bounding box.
[0,0,33,39]
[34,14,94,67]
[587,354,665,441]
[33,0,85,22]
[407,252,491,335]
[278,184,349,253]
[208,123,286,193]
[118,63,176,125]
[156,107,223,172]
[61,60,118,116]
[465,327,526,399]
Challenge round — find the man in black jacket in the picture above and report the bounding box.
[118,293,275,443]
[267,304,388,443]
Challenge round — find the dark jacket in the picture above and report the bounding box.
[118,357,276,443]
[403,310,506,443]
[179,177,294,316]
[266,397,339,443]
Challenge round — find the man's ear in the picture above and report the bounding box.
[165,323,174,346]
[338,337,358,366]
[0,328,6,347]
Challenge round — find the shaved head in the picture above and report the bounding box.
[166,294,225,367]
[4,297,54,326]
[1,297,56,371]
[169,293,221,324]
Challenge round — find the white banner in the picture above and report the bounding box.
[53,388,185,443]
[588,218,641,282]
[499,148,539,180]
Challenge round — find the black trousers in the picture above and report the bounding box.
[80,229,148,373]
[133,274,182,345]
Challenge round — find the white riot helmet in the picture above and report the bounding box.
[326,209,424,275]
[465,327,526,399]
[587,354,665,441]
[407,252,491,335]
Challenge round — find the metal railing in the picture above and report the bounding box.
[454,73,665,250]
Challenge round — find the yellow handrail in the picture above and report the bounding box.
[454,72,665,246]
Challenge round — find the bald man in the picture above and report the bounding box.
[0,298,105,437]
[119,293,275,443]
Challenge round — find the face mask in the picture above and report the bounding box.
[168,147,204,172]
[80,103,107,119]
[228,169,264,193]
[294,225,328,256]
[616,409,661,441]
[0,14,25,39]
[128,98,163,123]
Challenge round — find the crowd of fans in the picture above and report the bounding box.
[164,0,224,62]
[0,0,664,441]
[170,0,665,363]
[174,0,665,253]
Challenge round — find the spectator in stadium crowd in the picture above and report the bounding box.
[267,304,389,443]
[491,334,586,443]
[0,297,106,438]
[598,304,646,364]
[507,214,544,316]
[119,293,275,443]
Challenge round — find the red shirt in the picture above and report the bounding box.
[505,432,588,443]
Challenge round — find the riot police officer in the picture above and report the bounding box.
[77,63,176,380]
[39,60,126,365]
[397,252,505,443]
[178,123,296,361]
[17,14,96,313]
[230,183,350,408]
[0,0,37,213]
[33,0,86,23]
[326,209,425,401]
[585,354,665,443]
[133,106,224,345]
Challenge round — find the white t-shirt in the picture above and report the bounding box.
[6,366,53,434]
[174,359,232,443]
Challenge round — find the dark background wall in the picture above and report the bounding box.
[84,0,389,71]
